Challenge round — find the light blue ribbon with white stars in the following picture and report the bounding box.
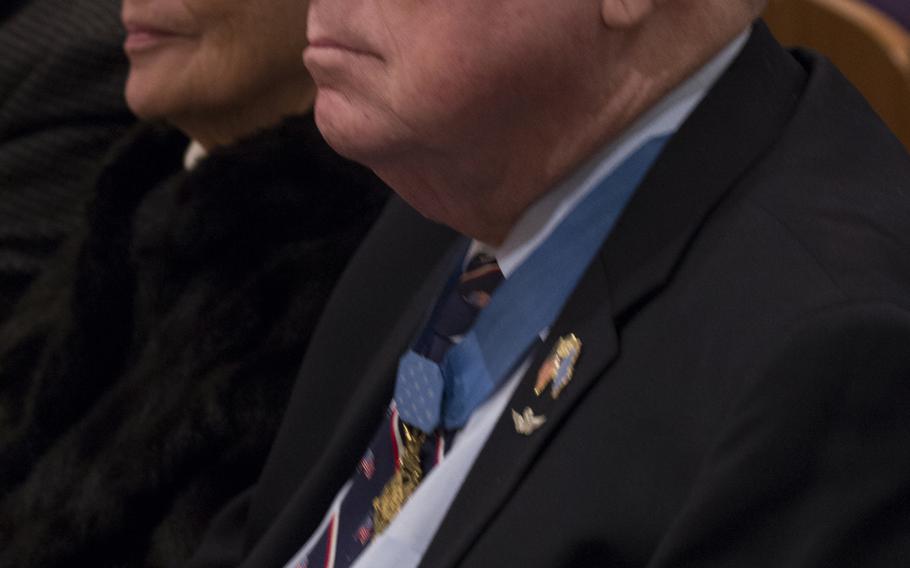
[395,135,670,432]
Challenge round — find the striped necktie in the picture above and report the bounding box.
[294,253,502,568]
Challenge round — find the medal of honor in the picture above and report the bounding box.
[534,334,582,399]
[372,422,426,535]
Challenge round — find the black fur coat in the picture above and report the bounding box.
[0,115,388,566]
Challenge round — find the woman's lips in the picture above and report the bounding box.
[123,23,189,53]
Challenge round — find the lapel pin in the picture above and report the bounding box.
[534,333,582,399]
[512,407,546,435]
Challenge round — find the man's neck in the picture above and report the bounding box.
[377,26,754,246]
[481,28,752,277]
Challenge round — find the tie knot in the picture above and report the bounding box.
[458,252,503,309]
[463,251,498,272]
[415,252,503,362]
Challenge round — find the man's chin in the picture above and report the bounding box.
[313,94,394,167]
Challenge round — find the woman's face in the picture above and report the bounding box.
[123,0,312,144]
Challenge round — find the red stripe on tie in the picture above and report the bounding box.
[323,516,337,568]
[390,409,401,471]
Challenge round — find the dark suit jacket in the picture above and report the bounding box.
[189,23,910,567]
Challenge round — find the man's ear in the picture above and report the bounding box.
[600,0,660,28]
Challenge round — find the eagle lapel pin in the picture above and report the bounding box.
[534,334,582,399]
[512,407,546,435]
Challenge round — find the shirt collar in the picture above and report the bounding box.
[470,27,752,277]
[183,140,208,170]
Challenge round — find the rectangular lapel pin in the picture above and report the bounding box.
[534,333,582,399]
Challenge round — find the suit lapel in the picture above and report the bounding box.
[421,22,809,568]
[421,254,620,568]
[600,23,806,323]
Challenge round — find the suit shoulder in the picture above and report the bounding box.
[729,50,910,305]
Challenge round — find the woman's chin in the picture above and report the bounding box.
[125,59,202,122]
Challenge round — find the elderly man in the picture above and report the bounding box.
[190,0,910,566]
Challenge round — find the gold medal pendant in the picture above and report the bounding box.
[372,422,426,535]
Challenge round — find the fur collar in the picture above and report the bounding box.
[93,114,388,265]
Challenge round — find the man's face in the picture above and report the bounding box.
[304,0,604,169]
